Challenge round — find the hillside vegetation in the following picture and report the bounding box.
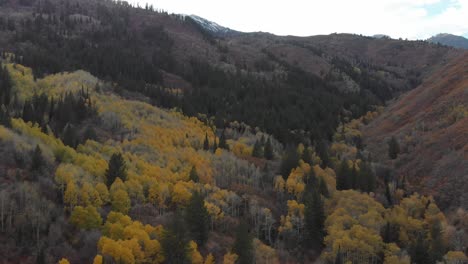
[0,60,466,263]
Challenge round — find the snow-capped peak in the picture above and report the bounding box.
[189,15,237,36]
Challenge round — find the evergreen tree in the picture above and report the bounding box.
[162,211,189,264]
[0,65,12,106]
[185,192,209,246]
[31,145,44,171]
[316,140,330,168]
[264,138,274,160]
[203,132,209,150]
[304,180,325,250]
[0,105,11,127]
[83,126,97,141]
[302,146,312,164]
[252,139,263,158]
[62,123,77,148]
[336,160,350,190]
[410,235,432,264]
[233,222,254,264]
[359,161,376,193]
[189,166,199,183]
[350,164,358,189]
[280,145,300,179]
[212,137,218,152]
[105,153,127,187]
[318,176,329,198]
[429,220,446,263]
[388,136,400,159]
[218,130,229,150]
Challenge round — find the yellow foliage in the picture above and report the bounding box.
[204,254,215,264]
[444,251,468,263]
[188,241,204,264]
[111,189,131,214]
[223,252,238,264]
[171,181,193,206]
[58,258,71,264]
[254,238,280,264]
[93,255,103,264]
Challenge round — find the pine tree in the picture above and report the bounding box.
[185,192,209,246]
[410,235,431,264]
[62,123,77,148]
[388,136,400,159]
[316,140,330,168]
[212,137,218,152]
[162,211,189,264]
[318,176,329,198]
[0,65,12,106]
[233,222,254,264]
[280,145,300,179]
[105,153,127,187]
[218,130,229,150]
[31,145,44,171]
[302,146,312,164]
[189,166,199,183]
[336,160,350,190]
[252,140,263,158]
[350,164,358,190]
[304,181,325,250]
[0,105,11,127]
[203,132,210,150]
[264,138,274,160]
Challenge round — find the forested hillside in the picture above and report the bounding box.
[0,58,466,263]
[0,0,467,264]
[0,0,462,143]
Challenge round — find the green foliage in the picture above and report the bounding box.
[233,222,254,264]
[336,159,350,190]
[203,132,210,151]
[105,153,127,187]
[31,145,44,171]
[304,182,325,250]
[280,146,299,179]
[264,138,274,160]
[0,65,12,106]
[0,105,11,127]
[162,211,189,264]
[189,166,199,183]
[218,130,228,150]
[185,192,209,246]
[388,136,400,159]
[252,140,263,158]
[70,206,102,230]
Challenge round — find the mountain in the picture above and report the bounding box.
[0,0,462,143]
[362,52,468,210]
[188,15,239,37]
[428,33,468,49]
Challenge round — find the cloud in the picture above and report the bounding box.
[128,0,468,39]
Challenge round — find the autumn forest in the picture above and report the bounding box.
[0,0,467,264]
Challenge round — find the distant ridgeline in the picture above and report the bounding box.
[0,0,460,147]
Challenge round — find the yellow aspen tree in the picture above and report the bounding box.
[58,258,70,264]
[93,255,103,264]
[204,253,215,264]
[64,181,78,210]
[111,189,131,214]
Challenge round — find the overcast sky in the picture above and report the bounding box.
[127,0,468,39]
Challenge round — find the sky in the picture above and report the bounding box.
[127,0,468,39]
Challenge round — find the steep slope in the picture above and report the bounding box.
[428,33,468,49]
[362,51,468,210]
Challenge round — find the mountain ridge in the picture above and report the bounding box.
[427,33,468,49]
